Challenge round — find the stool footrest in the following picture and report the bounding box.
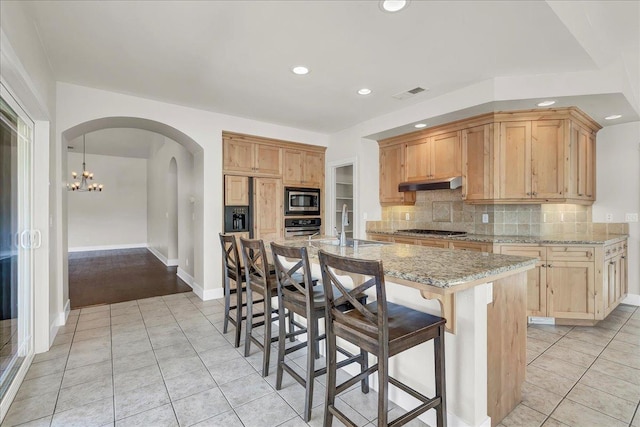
[336,364,377,395]
[328,406,358,427]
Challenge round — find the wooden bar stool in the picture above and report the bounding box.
[270,242,369,422]
[318,250,447,427]
[240,237,295,377]
[219,233,263,348]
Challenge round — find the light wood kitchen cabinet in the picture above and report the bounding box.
[498,240,627,323]
[379,143,416,205]
[253,177,283,242]
[224,175,249,205]
[223,137,282,176]
[567,123,596,201]
[404,131,461,181]
[498,120,564,200]
[417,239,450,249]
[462,124,494,201]
[283,149,324,188]
[499,245,547,317]
[448,240,490,252]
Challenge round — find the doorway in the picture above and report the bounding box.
[331,160,356,238]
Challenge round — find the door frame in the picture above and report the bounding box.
[328,158,358,238]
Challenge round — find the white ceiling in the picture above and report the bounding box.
[22,0,639,136]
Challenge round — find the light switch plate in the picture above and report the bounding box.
[625,213,639,222]
[606,213,614,222]
[482,213,489,223]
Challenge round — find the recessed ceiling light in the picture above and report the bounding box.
[380,0,408,13]
[537,100,556,107]
[414,123,427,128]
[604,114,622,120]
[292,66,309,75]
[357,88,372,95]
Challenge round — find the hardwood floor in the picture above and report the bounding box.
[68,248,192,309]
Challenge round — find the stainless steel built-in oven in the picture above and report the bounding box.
[284,187,320,216]
[284,218,322,238]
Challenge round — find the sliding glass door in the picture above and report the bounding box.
[0,87,33,404]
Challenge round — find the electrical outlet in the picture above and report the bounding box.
[482,213,489,223]
[405,212,411,221]
[186,258,189,267]
[363,212,368,220]
[625,213,639,222]
[606,213,614,222]
[560,213,565,222]
[543,213,547,223]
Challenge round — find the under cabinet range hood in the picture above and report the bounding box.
[398,176,462,192]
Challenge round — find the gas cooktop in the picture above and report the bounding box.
[396,229,467,237]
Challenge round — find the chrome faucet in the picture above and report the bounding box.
[339,203,349,247]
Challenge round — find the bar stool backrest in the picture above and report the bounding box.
[318,250,389,345]
[219,233,242,282]
[239,237,271,289]
[270,242,316,316]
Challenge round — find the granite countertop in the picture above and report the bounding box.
[276,238,536,289]
[367,230,628,245]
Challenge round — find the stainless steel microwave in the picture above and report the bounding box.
[285,187,320,216]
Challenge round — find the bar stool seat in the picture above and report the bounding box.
[318,249,447,427]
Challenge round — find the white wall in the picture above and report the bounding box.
[56,82,329,302]
[67,152,147,250]
[592,121,640,300]
[1,2,56,353]
[147,136,195,277]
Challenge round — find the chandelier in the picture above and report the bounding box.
[69,134,103,192]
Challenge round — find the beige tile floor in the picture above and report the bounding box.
[1,292,638,427]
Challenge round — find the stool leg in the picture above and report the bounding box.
[303,314,317,422]
[233,283,242,348]
[377,349,389,426]
[435,325,447,427]
[223,275,231,334]
[360,349,369,393]
[244,284,254,357]
[323,325,337,427]
[275,300,287,390]
[262,291,272,377]
[288,309,295,342]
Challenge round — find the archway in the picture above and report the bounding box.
[61,117,203,308]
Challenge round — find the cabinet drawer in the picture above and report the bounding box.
[546,246,595,262]
[368,234,394,243]
[417,239,449,249]
[393,237,418,245]
[449,241,490,252]
[499,245,545,260]
[604,241,625,260]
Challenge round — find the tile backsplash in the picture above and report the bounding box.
[367,189,628,236]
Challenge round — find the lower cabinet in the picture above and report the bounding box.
[499,241,628,323]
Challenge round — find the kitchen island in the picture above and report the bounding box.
[277,238,536,427]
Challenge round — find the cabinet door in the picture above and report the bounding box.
[462,124,493,201]
[224,175,249,205]
[379,144,415,205]
[404,139,430,181]
[393,237,417,245]
[585,133,596,200]
[621,248,628,296]
[283,149,303,185]
[499,121,532,199]
[223,139,254,173]
[255,144,282,175]
[430,131,461,179]
[531,120,564,199]
[500,245,546,316]
[546,261,595,319]
[303,151,324,187]
[568,124,596,201]
[253,177,283,242]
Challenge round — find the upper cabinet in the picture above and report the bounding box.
[378,108,601,206]
[498,120,565,200]
[379,143,416,206]
[222,132,326,186]
[223,136,282,176]
[283,149,324,188]
[405,131,461,181]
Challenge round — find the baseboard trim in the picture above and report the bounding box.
[177,267,194,287]
[68,243,148,252]
[623,293,640,306]
[51,299,72,347]
[49,315,59,349]
[147,246,169,266]
[167,258,179,267]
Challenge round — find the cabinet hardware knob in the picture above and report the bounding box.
[526,192,531,196]
[610,261,615,265]
[578,194,584,196]
[621,256,626,259]
[548,264,553,268]
[587,195,592,197]
[532,192,537,196]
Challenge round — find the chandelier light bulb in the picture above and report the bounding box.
[72,172,77,178]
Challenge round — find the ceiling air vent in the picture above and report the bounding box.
[392,86,427,100]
